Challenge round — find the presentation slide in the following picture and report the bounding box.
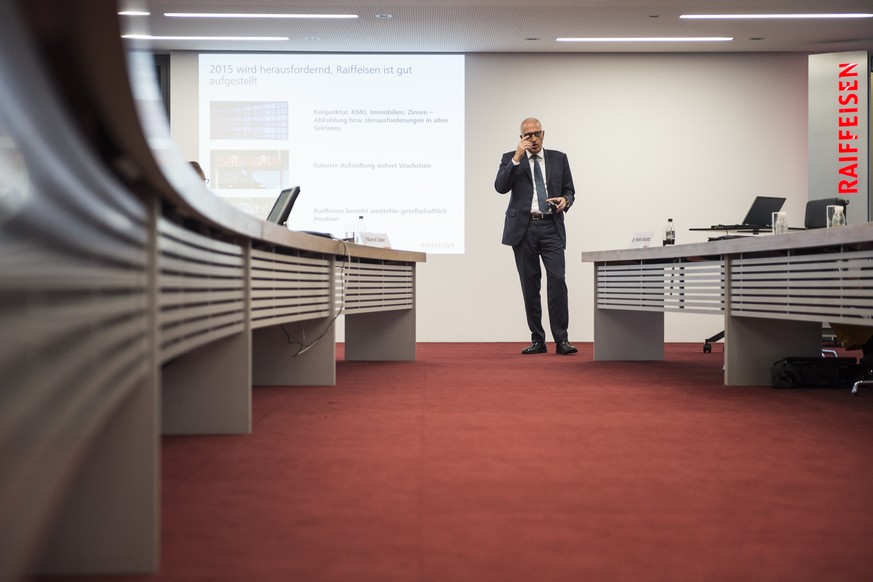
[198,54,465,253]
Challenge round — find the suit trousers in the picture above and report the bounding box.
[512,216,569,343]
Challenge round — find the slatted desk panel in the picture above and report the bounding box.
[582,228,873,384]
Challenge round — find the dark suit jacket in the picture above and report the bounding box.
[494,148,576,247]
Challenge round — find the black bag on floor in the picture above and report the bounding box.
[771,356,863,388]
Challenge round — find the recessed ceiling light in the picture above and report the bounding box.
[118,10,150,16]
[123,34,290,41]
[557,37,733,42]
[681,13,872,19]
[164,12,358,19]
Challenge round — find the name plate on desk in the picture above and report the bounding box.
[629,231,654,248]
[358,232,392,248]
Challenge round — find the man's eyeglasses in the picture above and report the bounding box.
[520,131,543,139]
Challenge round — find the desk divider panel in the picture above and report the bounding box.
[156,218,247,363]
[595,259,725,315]
[729,247,873,324]
[157,218,251,435]
[724,246,873,385]
[341,260,416,314]
[0,117,157,575]
[250,248,337,386]
[1,229,157,576]
[593,258,724,361]
[250,248,333,327]
[342,260,417,361]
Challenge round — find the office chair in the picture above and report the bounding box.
[702,330,723,353]
[851,377,873,395]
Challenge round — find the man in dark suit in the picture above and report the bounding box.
[494,117,578,355]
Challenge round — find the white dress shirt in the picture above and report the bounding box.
[512,150,548,214]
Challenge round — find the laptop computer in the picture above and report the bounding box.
[710,196,786,230]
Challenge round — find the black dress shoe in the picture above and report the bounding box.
[521,341,547,354]
[556,340,578,355]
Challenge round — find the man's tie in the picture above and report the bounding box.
[532,154,548,213]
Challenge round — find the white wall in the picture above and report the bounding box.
[171,51,810,343]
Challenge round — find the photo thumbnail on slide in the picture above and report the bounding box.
[199,54,465,253]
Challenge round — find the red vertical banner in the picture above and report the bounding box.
[809,51,870,222]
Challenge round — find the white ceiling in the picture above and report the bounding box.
[121,0,873,54]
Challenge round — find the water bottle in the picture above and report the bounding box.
[832,207,845,227]
[663,218,675,245]
[354,215,367,243]
[774,211,787,234]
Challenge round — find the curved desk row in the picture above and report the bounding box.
[581,223,873,385]
[0,1,423,579]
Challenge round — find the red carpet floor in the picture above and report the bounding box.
[39,343,873,581]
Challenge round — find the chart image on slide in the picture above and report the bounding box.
[209,101,288,141]
[199,54,465,253]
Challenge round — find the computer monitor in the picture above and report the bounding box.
[265,186,300,226]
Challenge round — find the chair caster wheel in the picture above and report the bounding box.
[703,342,712,353]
